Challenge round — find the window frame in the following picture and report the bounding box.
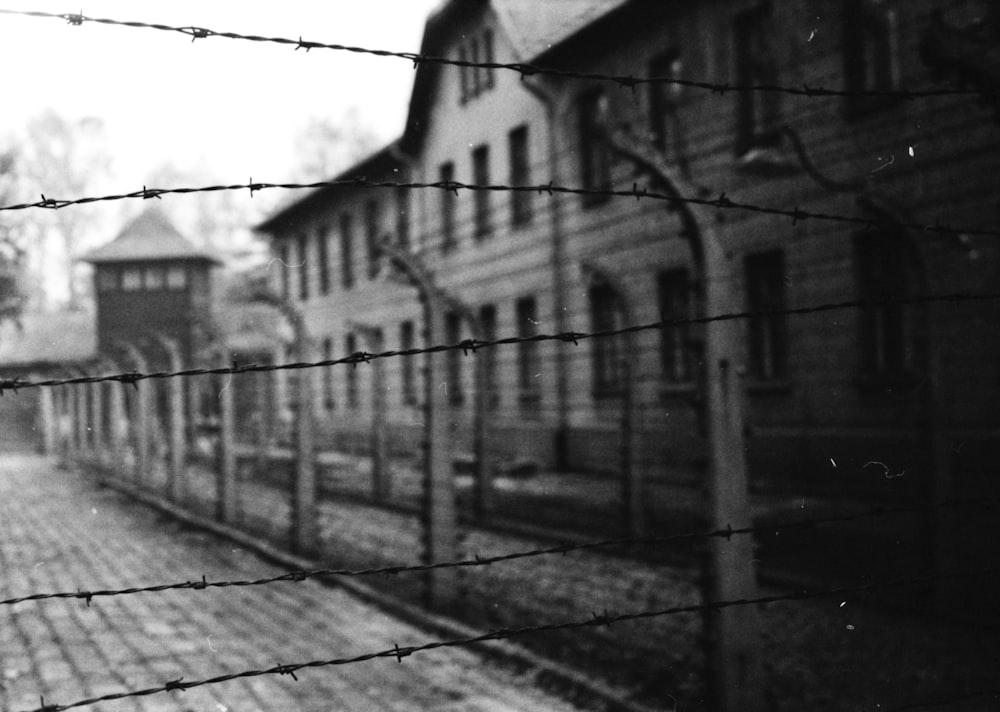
[733,2,782,156]
[340,213,355,290]
[658,268,694,384]
[589,283,624,397]
[577,89,612,206]
[472,144,491,238]
[744,250,789,382]
[508,124,532,227]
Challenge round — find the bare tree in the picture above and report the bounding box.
[4,111,112,311]
[291,109,379,180]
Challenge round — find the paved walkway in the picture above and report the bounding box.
[0,454,581,712]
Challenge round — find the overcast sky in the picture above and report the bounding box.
[0,1,441,189]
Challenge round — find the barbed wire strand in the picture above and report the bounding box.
[2,290,997,394]
[0,8,988,102]
[3,494,998,609]
[22,565,1000,712]
[3,176,999,240]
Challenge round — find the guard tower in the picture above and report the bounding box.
[82,207,221,366]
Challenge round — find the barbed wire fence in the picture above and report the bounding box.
[1,5,999,712]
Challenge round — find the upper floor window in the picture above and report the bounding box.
[472,144,491,238]
[345,332,359,407]
[479,304,498,409]
[395,188,410,249]
[516,296,540,408]
[648,49,684,152]
[365,199,379,279]
[317,224,330,295]
[144,267,165,290]
[278,243,290,301]
[578,89,612,206]
[458,29,495,104]
[734,3,782,156]
[322,337,335,411]
[97,267,119,292]
[745,250,788,381]
[658,269,694,383]
[440,161,457,251]
[446,311,464,406]
[843,0,901,116]
[400,320,417,406]
[855,230,913,379]
[297,232,309,301]
[166,266,187,290]
[508,125,532,226]
[122,268,142,291]
[340,213,354,290]
[589,284,623,396]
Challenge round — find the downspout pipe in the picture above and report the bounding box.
[522,77,570,471]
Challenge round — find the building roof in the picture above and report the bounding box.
[494,0,630,63]
[254,140,404,236]
[0,310,97,370]
[402,0,630,154]
[81,207,221,265]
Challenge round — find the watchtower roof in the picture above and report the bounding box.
[82,208,221,265]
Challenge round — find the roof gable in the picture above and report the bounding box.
[82,207,220,264]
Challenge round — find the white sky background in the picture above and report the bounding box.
[0,1,441,305]
[0,1,440,181]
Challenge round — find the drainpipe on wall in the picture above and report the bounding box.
[522,78,570,471]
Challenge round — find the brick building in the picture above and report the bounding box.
[256,0,1000,495]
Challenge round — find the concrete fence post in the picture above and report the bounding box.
[351,323,389,503]
[74,374,89,456]
[151,335,187,505]
[379,241,458,608]
[89,377,103,461]
[603,128,763,712]
[38,385,56,456]
[217,369,238,525]
[116,342,151,487]
[292,327,319,556]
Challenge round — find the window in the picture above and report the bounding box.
[472,144,491,238]
[297,232,309,301]
[365,200,379,279]
[734,3,781,156]
[578,89,611,205]
[340,214,354,289]
[745,251,788,380]
[97,267,118,292]
[346,333,359,407]
[658,269,693,383]
[317,225,330,295]
[843,0,900,116]
[458,29,495,104]
[458,44,470,103]
[400,320,417,405]
[446,311,464,405]
[479,304,498,408]
[508,125,531,226]
[122,268,142,291]
[166,266,187,289]
[589,284,623,395]
[396,189,410,248]
[322,337,335,410]
[480,29,495,91]
[516,296,540,407]
[855,231,912,378]
[144,267,164,290]
[648,49,684,152]
[278,244,290,301]
[440,162,456,251]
